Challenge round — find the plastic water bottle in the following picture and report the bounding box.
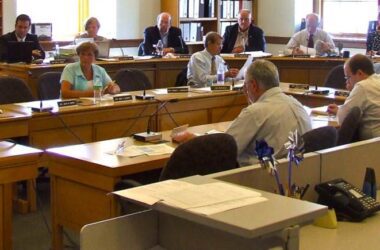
[54,43,60,58]
[93,79,103,104]
[217,63,225,85]
[156,40,163,56]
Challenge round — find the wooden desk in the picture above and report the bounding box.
[0,106,30,140]
[0,57,346,98]
[0,141,41,250]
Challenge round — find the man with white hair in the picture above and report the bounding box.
[286,13,335,55]
[142,12,188,55]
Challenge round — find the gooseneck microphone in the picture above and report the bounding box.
[178,35,185,54]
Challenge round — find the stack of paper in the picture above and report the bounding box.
[113,180,267,215]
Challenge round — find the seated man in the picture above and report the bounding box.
[0,14,45,61]
[328,54,380,140]
[178,59,312,166]
[221,9,266,53]
[187,31,239,88]
[286,13,335,55]
[143,12,188,55]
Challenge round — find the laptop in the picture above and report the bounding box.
[96,40,111,59]
[6,41,34,63]
[74,37,94,45]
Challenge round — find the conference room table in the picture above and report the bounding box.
[0,141,42,250]
[0,56,347,98]
[46,115,337,250]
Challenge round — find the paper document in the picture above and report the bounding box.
[236,55,254,80]
[111,144,175,157]
[113,180,267,215]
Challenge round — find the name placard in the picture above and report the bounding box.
[167,87,189,93]
[113,95,132,102]
[234,53,250,58]
[179,54,191,58]
[118,56,134,61]
[335,90,350,97]
[50,59,66,64]
[289,84,310,90]
[292,54,311,58]
[310,90,330,95]
[211,85,231,91]
[57,100,78,107]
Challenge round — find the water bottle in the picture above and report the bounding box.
[217,63,225,85]
[93,79,103,104]
[156,40,163,56]
[54,43,60,58]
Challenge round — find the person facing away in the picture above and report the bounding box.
[142,12,188,56]
[0,14,45,61]
[187,31,239,88]
[75,17,107,42]
[60,42,120,99]
[286,13,335,55]
[221,9,266,53]
[176,59,312,166]
[327,54,380,140]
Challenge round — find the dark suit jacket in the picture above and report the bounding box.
[143,26,189,55]
[0,31,45,61]
[221,23,266,53]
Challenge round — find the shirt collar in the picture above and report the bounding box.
[256,86,282,103]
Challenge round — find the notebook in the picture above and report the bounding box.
[6,41,34,63]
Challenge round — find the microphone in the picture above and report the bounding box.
[31,100,53,112]
[337,42,343,57]
[112,38,133,60]
[133,99,178,141]
[135,87,155,100]
[178,35,185,54]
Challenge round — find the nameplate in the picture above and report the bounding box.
[211,85,231,91]
[167,87,189,93]
[113,95,132,102]
[50,59,66,64]
[234,53,250,58]
[292,54,311,58]
[179,54,191,58]
[334,90,350,97]
[310,89,330,95]
[232,85,243,91]
[57,100,78,107]
[289,84,310,90]
[118,56,134,61]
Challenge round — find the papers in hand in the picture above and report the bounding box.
[113,180,267,215]
[111,143,175,157]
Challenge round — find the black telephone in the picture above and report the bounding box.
[315,178,380,222]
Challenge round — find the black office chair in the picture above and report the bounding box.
[337,106,362,146]
[324,65,346,89]
[137,42,144,56]
[114,68,152,92]
[0,76,34,104]
[159,133,239,180]
[37,72,61,100]
[175,68,188,87]
[302,126,338,153]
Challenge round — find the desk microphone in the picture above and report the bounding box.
[337,42,343,57]
[135,89,155,100]
[178,35,185,54]
[31,100,53,112]
[133,99,177,141]
[112,38,132,60]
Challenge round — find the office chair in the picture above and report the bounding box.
[0,76,35,104]
[175,68,188,86]
[302,126,337,153]
[337,106,362,146]
[323,65,346,89]
[37,72,61,100]
[160,133,239,180]
[137,42,144,56]
[114,68,152,92]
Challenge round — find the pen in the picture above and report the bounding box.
[300,184,310,199]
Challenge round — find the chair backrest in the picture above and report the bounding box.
[373,63,380,74]
[302,126,337,153]
[175,68,188,87]
[324,65,346,89]
[114,68,152,92]
[337,106,362,146]
[0,76,34,104]
[37,72,61,100]
[137,42,144,56]
[159,133,239,181]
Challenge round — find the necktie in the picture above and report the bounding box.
[307,33,314,48]
[211,56,217,75]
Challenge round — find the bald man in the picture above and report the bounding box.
[221,9,266,53]
[142,12,189,56]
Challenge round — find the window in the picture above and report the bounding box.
[322,0,378,36]
[17,0,116,40]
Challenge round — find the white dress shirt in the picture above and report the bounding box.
[226,87,312,166]
[338,74,380,140]
[187,49,226,88]
[286,28,335,51]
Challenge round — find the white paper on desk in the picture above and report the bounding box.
[300,45,316,56]
[114,144,175,157]
[236,55,254,80]
[160,182,262,210]
[113,180,196,205]
[133,55,154,60]
[151,89,168,95]
[189,87,211,93]
[189,196,268,215]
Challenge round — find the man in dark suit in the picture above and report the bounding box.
[0,14,45,62]
[143,12,188,56]
[221,9,266,53]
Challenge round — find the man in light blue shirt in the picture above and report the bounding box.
[187,31,239,87]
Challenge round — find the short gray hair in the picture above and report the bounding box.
[245,59,279,90]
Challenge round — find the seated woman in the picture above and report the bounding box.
[60,42,120,99]
[75,17,107,42]
[366,20,380,55]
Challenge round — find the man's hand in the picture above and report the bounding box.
[232,46,244,54]
[32,49,42,57]
[292,47,304,55]
[163,47,175,55]
[225,68,239,78]
[171,131,196,143]
[327,104,339,115]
